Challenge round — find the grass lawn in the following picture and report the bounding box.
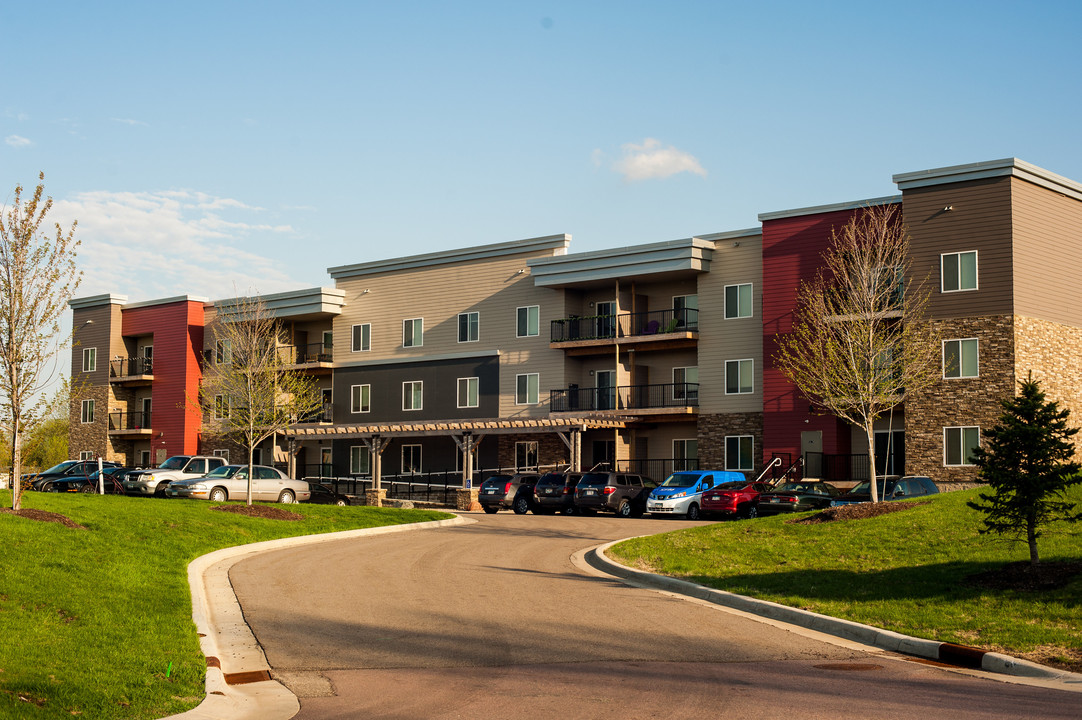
[0,490,452,719]
[609,486,1082,671]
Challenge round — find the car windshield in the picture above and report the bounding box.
[847,481,894,498]
[481,476,511,488]
[205,466,241,479]
[658,472,702,488]
[42,461,80,474]
[159,456,192,470]
[577,473,609,486]
[715,481,747,490]
[772,483,817,494]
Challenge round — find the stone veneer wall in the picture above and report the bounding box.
[697,412,765,476]
[68,385,111,461]
[905,316,1015,483]
[497,433,569,471]
[1014,315,1082,460]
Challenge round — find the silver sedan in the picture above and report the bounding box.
[166,464,311,503]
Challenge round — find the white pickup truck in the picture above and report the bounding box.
[123,455,226,496]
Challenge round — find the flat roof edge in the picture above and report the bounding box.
[69,294,129,310]
[121,295,209,311]
[758,195,901,223]
[893,157,1082,201]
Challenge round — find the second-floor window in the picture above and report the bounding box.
[351,384,371,413]
[81,399,95,424]
[403,380,423,411]
[403,318,423,348]
[944,426,980,466]
[215,339,232,364]
[517,306,539,337]
[458,312,479,343]
[82,347,97,373]
[352,324,371,352]
[214,395,230,419]
[516,373,539,404]
[673,367,698,401]
[724,284,753,319]
[458,377,479,408]
[943,338,979,379]
[725,359,754,394]
[725,435,754,471]
[942,251,978,292]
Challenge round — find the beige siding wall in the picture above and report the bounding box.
[697,235,763,414]
[1011,178,1082,328]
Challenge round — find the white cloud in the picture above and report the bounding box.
[5,134,33,148]
[613,138,707,181]
[51,189,303,303]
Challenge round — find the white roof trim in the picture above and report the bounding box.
[335,349,501,370]
[893,158,1082,202]
[69,294,128,309]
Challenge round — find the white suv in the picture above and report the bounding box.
[123,456,226,496]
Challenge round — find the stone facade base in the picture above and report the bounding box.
[364,488,388,507]
[456,488,481,511]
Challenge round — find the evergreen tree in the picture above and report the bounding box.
[968,373,1082,568]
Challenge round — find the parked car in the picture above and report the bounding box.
[478,473,541,514]
[76,466,137,495]
[573,471,655,517]
[757,481,841,516]
[701,480,775,519]
[38,477,91,493]
[26,460,121,491]
[306,482,351,506]
[124,455,226,496]
[647,470,744,520]
[165,464,311,503]
[832,475,939,505]
[532,471,585,515]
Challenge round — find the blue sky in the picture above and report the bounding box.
[3,1,1081,303]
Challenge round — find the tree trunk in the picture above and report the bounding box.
[246,445,254,507]
[1028,512,1040,568]
[865,423,879,504]
[10,424,21,511]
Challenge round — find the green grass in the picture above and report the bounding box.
[0,490,452,719]
[610,486,1082,665]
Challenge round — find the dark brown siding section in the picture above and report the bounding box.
[1011,177,1082,328]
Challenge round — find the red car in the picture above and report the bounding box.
[701,480,774,519]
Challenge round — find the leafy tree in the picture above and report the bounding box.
[198,293,323,505]
[968,374,1082,568]
[775,204,939,502]
[0,173,81,510]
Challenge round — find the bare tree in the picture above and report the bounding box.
[0,173,81,510]
[199,294,324,505]
[775,204,939,502]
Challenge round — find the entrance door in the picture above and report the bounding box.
[595,301,616,339]
[592,440,615,469]
[320,447,332,478]
[141,397,152,428]
[874,430,905,476]
[801,431,823,478]
[596,370,615,410]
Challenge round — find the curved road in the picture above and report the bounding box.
[231,512,1080,719]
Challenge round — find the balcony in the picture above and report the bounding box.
[109,357,154,385]
[296,403,334,425]
[550,309,698,356]
[108,411,153,436]
[549,382,699,416]
[278,342,334,374]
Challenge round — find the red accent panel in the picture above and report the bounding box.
[121,301,205,456]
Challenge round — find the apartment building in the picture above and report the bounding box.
[69,157,1082,487]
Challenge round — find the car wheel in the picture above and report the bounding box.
[563,505,577,516]
[335,499,347,506]
[209,487,228,502]
[618,499,633,518]
[512,495,530,515]
[482,506,499,514]
[686,503,701,521]
[43,483,57,493]
[278,490,296,504]
[744,504,758,519]
[79,484,95,494]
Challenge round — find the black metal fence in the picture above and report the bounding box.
[549,383,699,412]
[109,357,153,378]
[278,342,333,365]
[108,411,152,431]
[803,452,870,483]
[550,308,699,342]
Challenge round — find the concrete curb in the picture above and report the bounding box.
[163,514,473,720]
[588,539,1082,688]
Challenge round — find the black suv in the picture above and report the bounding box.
[478,473,541,514]
[573,471,655,517]
[532,471,584,515]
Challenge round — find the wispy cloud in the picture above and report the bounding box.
[613,138,707,181]
[52,189,301,302]
[5,135,33,148]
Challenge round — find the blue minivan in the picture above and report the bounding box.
[646,470,746,520]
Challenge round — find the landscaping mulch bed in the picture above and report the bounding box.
[211,504,303,521]
[791,501,928,524]
[0,508,86,530]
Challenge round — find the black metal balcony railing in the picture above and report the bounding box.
[110,357,154,378]
[550,308,698,343]
[278,342,333,365]
[549,382,699,412]
[298,403,334,424]
[109,411,152,431]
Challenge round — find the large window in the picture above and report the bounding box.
[215,339,232,365]
[352,323,371,352]
[402,444,421,474]
[517,306,539,337]
[725,359,754,394]
[944,426,980,466]
[942,251,978,292]
[458,312,479,343]
[80,399,95,424]
[402,318,423,348]
[725,435,754,472]
[943,338,979,379]
[403,380,423,411]
[351,384,371,414]
[516,441,538,470]
[82,347,97,373]
[457,377,479,408]
[350,446,370,475]
[673,294,698,330]
[673,367,698,402]
[724,284,753,319]
[214,394,230,419]
[673,439,697,471]
[516,373,539,404]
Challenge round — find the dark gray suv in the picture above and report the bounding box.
[573,471,655,517]
[478,473,541,514]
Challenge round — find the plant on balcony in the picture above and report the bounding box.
[775,204,939,503]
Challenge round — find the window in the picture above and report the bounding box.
[352,324,371,352]
[215,339,232,364]
[80,399,94,424]
[673,367,699,402]
[403,380,423,411]
[402,318,423,348]
[724,284,753,319]
[516,373,539,404]
[82,347,97,373]
[351,384,371,414]
[516,441,538,470]
[213,449,229,462]
[942,251,978,292]
[725,359,754,394]
[214,394,230,419]
[402,444,421,474]
[140,450,152,466]
[322,331,333,353]
[457,377,479,408]
[726,435,754,471]
[944,426,980,466]
[674,439,697,472]
[517,306,539,337]
[943,338,979,379]
[673,295,698,329]
[350,445,370,475]
[79,450,95,460]
[458,312,479,343]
